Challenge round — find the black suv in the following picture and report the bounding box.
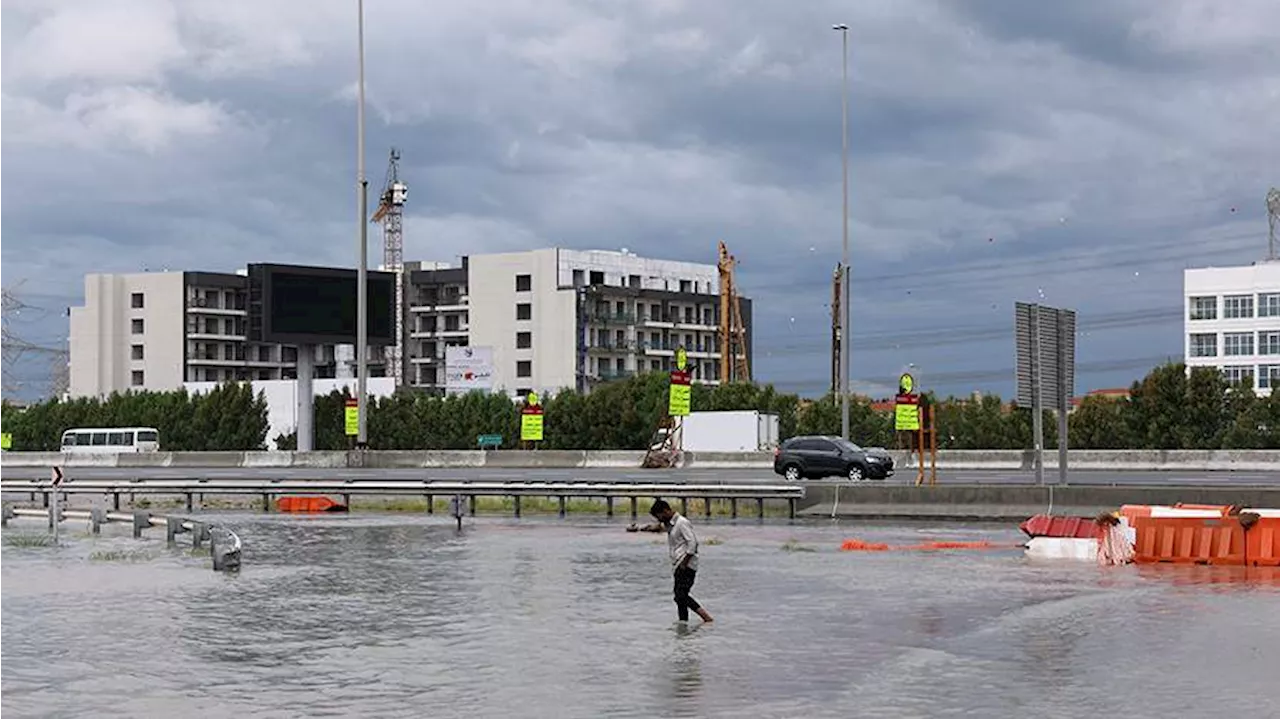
[773,435,895,481]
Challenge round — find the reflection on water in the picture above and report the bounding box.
[3,515,1279,718]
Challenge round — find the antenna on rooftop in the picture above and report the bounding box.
[1267,187,1280,261]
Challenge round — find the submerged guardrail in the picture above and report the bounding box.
[2,505,242,572]
[2,478,806,519]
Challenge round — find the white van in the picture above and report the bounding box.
[60,427,161,453]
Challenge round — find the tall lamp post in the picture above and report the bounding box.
[833,23,850,441]
[356,0,370,446]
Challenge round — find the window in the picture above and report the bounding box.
[1224,294,1254,319]
[131,318,144,334]
[131,344,144,360]
[1260,365,1280,390]
[108,432,127,445]
[1222,366,1254,387]
[516,331,532,349]
[92,432,108,446]
[131,292,144,308]
[615,358,625,373]
[1189,333,1217,357]
[573,269,585,287]
[680,279,692,293]
[589,271,605,285]
[516,303,532,321]
[516,360,532,378]
[629,274,641,288]
[516,274,532,292]
[1188,296,1216,320]
[131,370,144,386]
[1224,332,1254,356]
[1261,331,1280,356]
[1260,293,1280,318]
[444,315,460,331]
[516,388,533,398]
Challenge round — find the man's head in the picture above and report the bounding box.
[649,498,674,523]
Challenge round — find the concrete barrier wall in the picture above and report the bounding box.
[4,448,1279,471]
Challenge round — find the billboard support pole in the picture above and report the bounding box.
[297,345,314,452]
[355,0,370,448]
[1057,310,1070,485]
[1029,305,1044,486]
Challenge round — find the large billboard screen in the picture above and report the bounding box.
[249,264,394,345]
[445,346,494,394]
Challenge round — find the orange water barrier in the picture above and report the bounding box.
[276,496,349,513]
[840,538,1003,552]
[1111,505,1278,566]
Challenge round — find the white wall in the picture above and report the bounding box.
[468,249,577,397]
[184,378,397,450]
[70,272,186,397]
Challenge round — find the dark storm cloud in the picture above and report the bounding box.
[2,0,1277,400]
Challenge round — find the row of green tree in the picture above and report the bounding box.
[3,363,1278,451]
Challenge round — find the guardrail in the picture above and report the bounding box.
[2,478,806,519]
[1,505,242,572]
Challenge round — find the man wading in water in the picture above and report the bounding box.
[648,499,713,624]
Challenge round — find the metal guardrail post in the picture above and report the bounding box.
[185,493,193,512]
[681,497,688,516]
[731,498,738,519]
[132,511,150,538]
[2,505,12,527]
[758,498,765,518]
[558,496,566,518]
[605,497,613,517]
[630,497,638,520]
[112,492,120,511]
[166,516,186,544]
[426,494,434,514]
[90,507,106,534]
[192,523,210,549]
[789,498,797,519]
[468,495,477,517]
[513,496,521,518]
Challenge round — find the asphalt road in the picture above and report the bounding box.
[2,466,1278,486]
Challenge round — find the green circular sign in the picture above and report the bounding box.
[676,346,688,371]
[899,373,914,394]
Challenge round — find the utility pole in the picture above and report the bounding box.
[833,23,851,440]
[355,0,370,446]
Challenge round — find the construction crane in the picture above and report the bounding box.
[370,148,408,386]
[717,241,750,383]
[1267,187,1279,261]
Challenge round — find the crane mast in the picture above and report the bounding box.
[371,148,407,386]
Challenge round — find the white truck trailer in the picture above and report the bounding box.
[679,410,780,452]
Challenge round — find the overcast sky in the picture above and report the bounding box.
[3,0,1278,400]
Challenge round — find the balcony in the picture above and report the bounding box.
[409,295,468,312]
[409,325,469,339]
[596,369,635,381]
[588,310,636,324]
[588,340,635,353]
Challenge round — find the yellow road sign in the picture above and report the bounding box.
[899,373,914,394]
[676,346,688,371]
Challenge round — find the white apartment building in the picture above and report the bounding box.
[68,270,378,397]
[68,249,752,400]
[1183,260,1280,396]
[406,248,752,397]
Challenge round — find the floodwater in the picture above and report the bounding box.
[3,514,1278,718]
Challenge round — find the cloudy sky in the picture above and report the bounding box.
[3,0,1278,400]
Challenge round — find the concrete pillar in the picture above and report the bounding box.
[605,497,613,517]
[630,497,638,520]
[90,507,107,534]
[558,496,567,519]
[730,498,738,519]
[185,493,193,512]
[514,496,522,518]
[757,498,765,519]
[468,495,477,516]
[296,344,315,452]
[426,494,433,514]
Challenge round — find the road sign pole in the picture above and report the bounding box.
[1057,310,1070,485]
[1029,305,1044,486]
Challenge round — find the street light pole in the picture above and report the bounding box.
[356,0,370,446]
[833,23,850,441]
